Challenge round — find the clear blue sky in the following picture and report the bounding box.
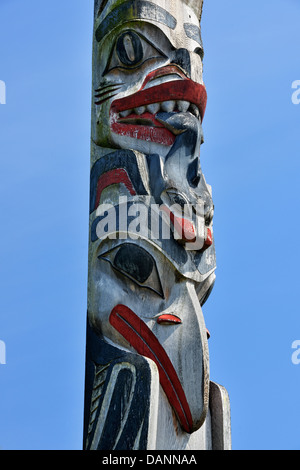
[0,0,299,450]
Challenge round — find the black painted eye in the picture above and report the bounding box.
[114,244,153,283]
[99,243,164,298]
[116,32,143,67]
[105,30,166,73]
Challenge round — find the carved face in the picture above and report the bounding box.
[88,235,210,433]
[92,0,206,156]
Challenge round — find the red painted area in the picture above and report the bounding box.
[112,79,207,119]
[204,227,213,249]
[110,74,207,146]
[157,314,182,325]
[161,205,196,243]
[109,304,193,433]
[95,169,136,210]
[112,116,175,146]
[160,206,214,249]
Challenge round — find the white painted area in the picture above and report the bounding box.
[0,340,6,365]
[0,80,6,105]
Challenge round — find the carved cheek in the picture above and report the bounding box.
[93,97,114,147]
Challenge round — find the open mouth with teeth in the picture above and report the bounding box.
[110,66,207,146]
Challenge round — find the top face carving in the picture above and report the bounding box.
[91,0,206,156]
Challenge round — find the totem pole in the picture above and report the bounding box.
[83,0,231,450]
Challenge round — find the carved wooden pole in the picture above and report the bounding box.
[83,0,231,450]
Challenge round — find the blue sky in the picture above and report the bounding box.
[0,0,299,450]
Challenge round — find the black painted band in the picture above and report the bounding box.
[96,0,177,43]
[183,23,203,47]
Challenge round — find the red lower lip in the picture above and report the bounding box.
[157,314,182,325]
[109,304,193,433]
[112,111,175,146]
[110,80,207,146]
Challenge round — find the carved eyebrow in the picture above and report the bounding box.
[95,0,177,43]
[183,23,203,48]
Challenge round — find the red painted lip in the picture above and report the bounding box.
[156,314,182,325]
[110,67,207,146]
[111,110,175,146]
[109,304,193,433]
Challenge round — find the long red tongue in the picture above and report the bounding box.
[109,304,193,433]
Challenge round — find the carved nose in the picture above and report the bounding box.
[171,48,191,77]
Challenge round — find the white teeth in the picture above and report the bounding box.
[177,100,190,112]
[147,103,160,114]
[189,104,200,118]
[120,109,132,117]
[119,100,196,117]
[134,106,146,115]
[161,100,176,112]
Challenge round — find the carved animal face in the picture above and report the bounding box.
[92,0,206,156]
[88,236,210,433]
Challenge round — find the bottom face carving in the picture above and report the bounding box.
[88,237,210,437]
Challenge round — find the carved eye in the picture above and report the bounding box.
[99,243,164,298]
[116,32,143,66]
[105,30,166,73]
